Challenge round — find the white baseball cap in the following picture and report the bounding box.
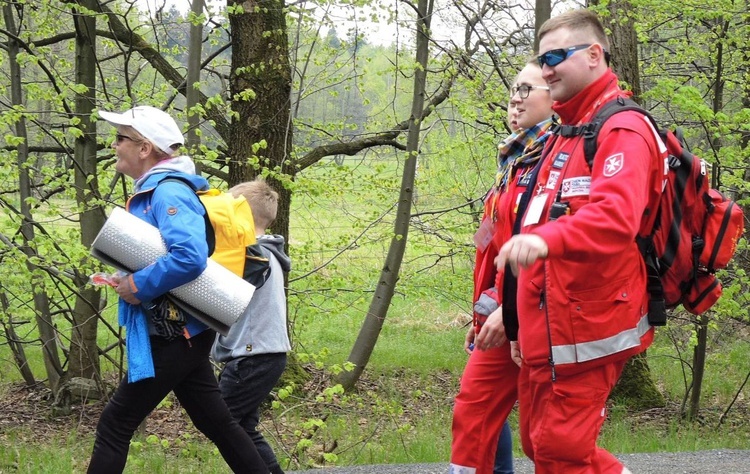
[98,106,184,154]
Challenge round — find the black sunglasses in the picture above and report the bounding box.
[115,134,138,144]
[537,44,592,68]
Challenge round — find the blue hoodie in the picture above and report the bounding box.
[120,156,209,382]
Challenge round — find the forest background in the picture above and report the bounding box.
[0,0,748,471]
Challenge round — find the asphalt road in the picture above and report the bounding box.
[288,449,750,473]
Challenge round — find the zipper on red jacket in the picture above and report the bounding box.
[541,266,556,382]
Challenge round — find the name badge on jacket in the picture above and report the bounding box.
[552,152,569,169]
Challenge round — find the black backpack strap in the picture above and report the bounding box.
[591,99,668,325]
[159,177,216,256]
[636,235,667,326]
[243,243,272,288]
[552,96,652,169]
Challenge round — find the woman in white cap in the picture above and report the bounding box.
[88,105,270,474]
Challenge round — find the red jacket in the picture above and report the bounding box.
[516,71,667,374]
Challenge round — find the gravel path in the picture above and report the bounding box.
[288,449,749,473]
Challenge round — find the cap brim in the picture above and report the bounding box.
[98,110,133,126]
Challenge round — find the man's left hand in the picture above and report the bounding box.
[495,234,549,276]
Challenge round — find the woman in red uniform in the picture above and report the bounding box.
[450,60,555,474]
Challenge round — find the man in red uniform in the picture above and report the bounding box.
[495,9,667,474]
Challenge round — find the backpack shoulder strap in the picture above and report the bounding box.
[553,96,655,169]
[158,177,216,256]
[585,97,640,167]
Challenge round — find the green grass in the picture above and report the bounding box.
[600,402,750,453]
[291,294,469,375]
[0,429,234,473]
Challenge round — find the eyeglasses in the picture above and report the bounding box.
[536,44,592,68]
[510,85,550,99]
[115,134,138,144]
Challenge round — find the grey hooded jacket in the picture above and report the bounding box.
[211,234,292,361]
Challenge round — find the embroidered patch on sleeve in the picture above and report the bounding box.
[603,153,624,177]
[561,177,591,198]
[167,207,178,216]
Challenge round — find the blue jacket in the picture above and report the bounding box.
[119,156,210,382]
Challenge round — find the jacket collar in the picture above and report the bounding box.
[552,69,625,125]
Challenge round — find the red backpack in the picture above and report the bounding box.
[554,97,745,325]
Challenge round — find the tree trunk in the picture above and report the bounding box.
[686,17,729,420]
[0,293,36,386]
[741,13,750,246]
[187,0,204,167]
[226,0,293,241]
[743,14,750,154]
[687,314,709,420]
[337,0,434,391]
[534,0,551,52]
[601,0,641,99]
[2,2,63,392]
[68,0,104,384]
[610,353,664,409]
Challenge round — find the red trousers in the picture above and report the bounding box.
[450,342,520,474]
[518,359,627,474]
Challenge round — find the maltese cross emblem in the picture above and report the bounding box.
[603,153,624,177]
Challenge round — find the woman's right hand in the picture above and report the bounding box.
[474,306,506,351]
[464,325,476,355]
[114,273,141,305]
[510,341,522,367]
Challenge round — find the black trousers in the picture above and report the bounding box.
[87,330,269,473]
[220,353,288,473]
